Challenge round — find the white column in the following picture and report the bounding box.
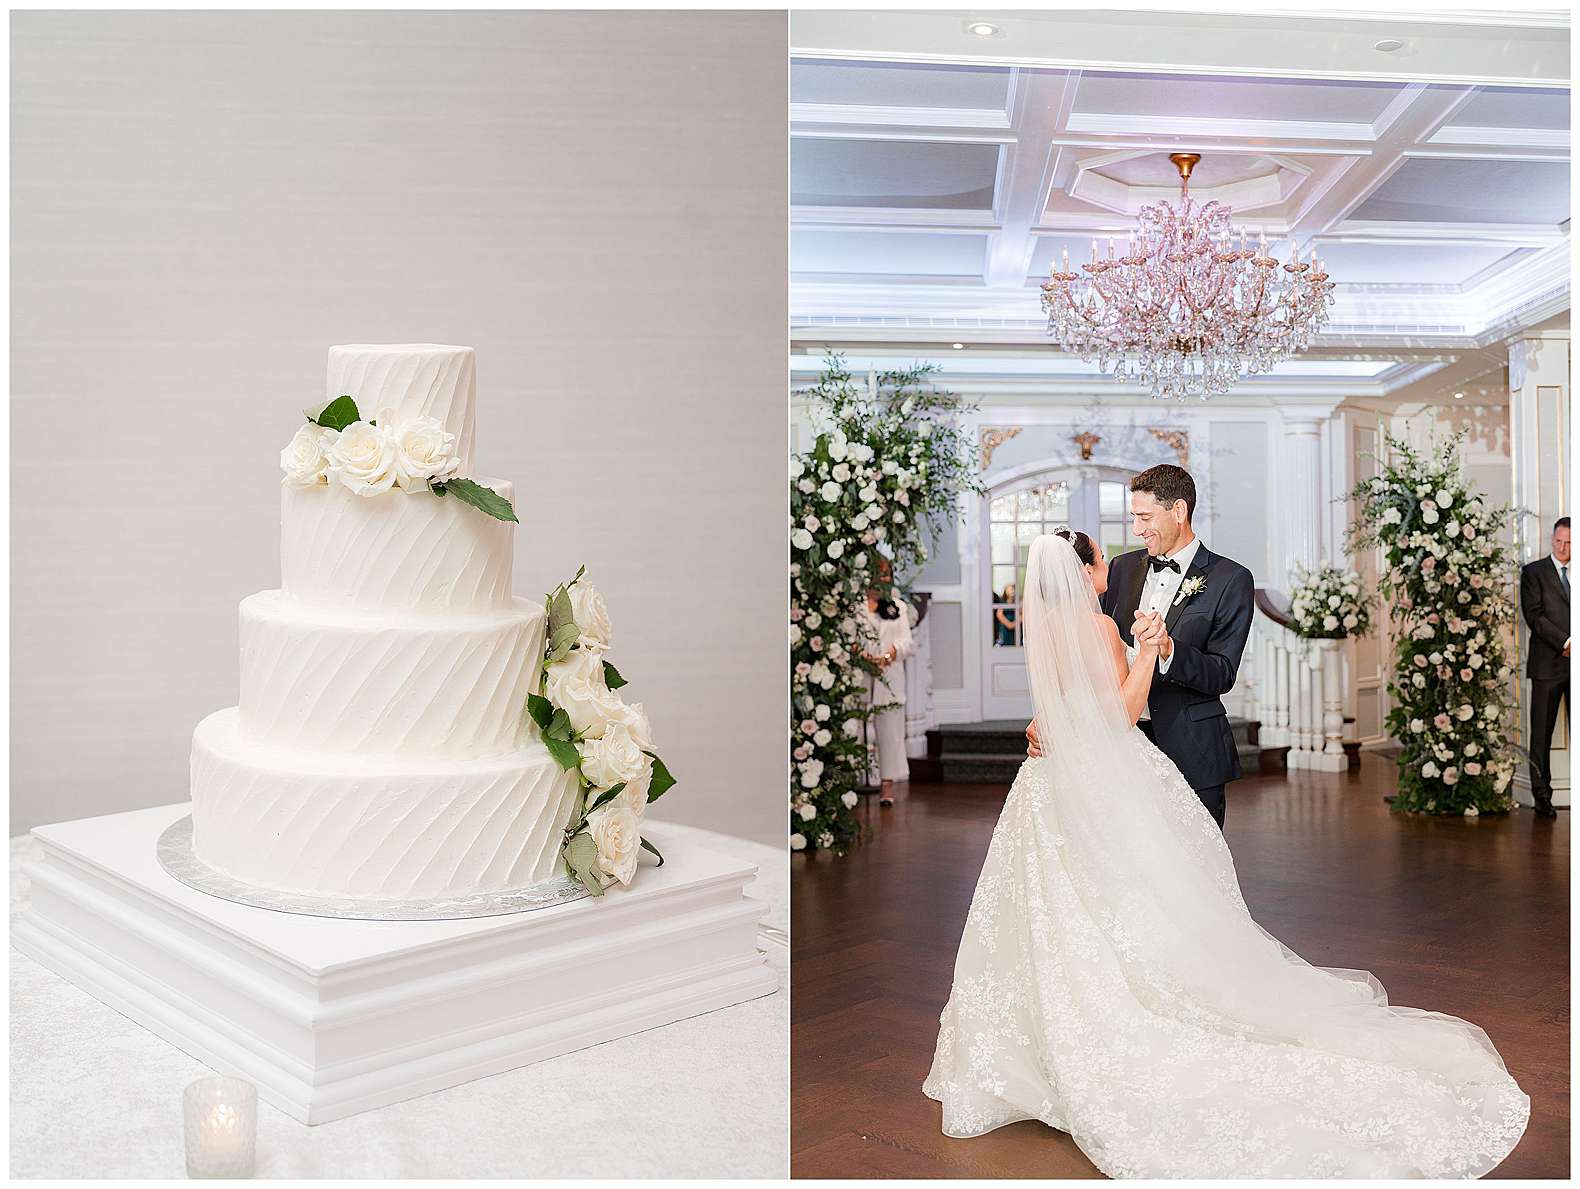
[1509,332,1570,807]
[1273,401,1343,590]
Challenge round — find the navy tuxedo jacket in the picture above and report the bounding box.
[1100,543,1256,791]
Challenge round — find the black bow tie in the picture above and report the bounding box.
[1148,555,1181,574]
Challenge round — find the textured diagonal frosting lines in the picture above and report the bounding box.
[326,344,476,470]
[190,710,579,898]
[237,592,544,760]
[280,480,515,613]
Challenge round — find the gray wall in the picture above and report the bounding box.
[12,11,788,845]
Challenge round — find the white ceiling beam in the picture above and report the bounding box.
[789,10,1569,87]
[1284,86,1475,243]
[981,71,1078,290]
[1065,112,1378,142]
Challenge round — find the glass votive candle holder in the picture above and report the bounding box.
[182,1076,257,1178]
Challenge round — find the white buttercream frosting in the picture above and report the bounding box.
[326,344,476,472]
[191,709,578,899]
[280,477,516,614]
[237,592,545,760]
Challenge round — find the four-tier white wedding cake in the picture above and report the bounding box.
[188,344,581,900]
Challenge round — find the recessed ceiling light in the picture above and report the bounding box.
[1453,391,1466,399]
[952,342,965,350]
[967,21,999,37]
[1374,38,1404,53]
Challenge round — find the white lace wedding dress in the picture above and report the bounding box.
[922,535,1528,1179]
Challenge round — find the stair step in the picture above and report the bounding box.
[920,716,1262,785]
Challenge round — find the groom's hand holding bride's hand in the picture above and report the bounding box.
[1133,611,1173,659]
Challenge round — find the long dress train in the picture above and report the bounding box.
[922,736,1530,1178]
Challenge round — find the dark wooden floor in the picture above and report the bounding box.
[791,756,1570,1179]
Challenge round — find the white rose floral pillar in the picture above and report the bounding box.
[790,358,980,855]
[1347,431,1520,816]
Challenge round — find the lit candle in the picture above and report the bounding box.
[183,1076,257,1178]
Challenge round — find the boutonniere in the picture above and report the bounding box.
[1174,575,1207,607]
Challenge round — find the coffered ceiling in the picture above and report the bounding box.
[789,9,1571,401]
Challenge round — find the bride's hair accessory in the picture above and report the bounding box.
[1050,525,1097,567]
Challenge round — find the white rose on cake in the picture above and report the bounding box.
[579,720,651,790]
[280,424,338,487]
[326,421,400,496]
[613,764,652,814]
[569,582,613,652]
[587,805,642,887]
[544,647,620,738]
[605,699,654,752]
[379,408,461,492]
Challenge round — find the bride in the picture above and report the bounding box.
[923,530,1529,1178]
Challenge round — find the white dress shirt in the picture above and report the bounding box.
[1137,535,1202,678]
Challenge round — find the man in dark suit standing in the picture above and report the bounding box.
[1520,516,1570,819]
[1027,464,1255,829]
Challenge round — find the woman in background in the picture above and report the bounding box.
[994,581,1018,646]
[861,584,916,806]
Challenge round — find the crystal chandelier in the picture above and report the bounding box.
[1041,153,1336,401]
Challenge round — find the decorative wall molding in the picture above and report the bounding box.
[979,425,1023,468]
[1147,428,1190,469]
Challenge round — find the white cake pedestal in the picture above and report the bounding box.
[13,803,778,1126]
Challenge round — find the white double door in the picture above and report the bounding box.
[980,465,1144,722]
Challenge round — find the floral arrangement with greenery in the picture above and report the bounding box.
[790,357,981,854]
[282,394,516,521]
[1289,563,1374,640]
[1345,431,1519,816]
[527,567,676,893]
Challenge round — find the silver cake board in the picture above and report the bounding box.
[13,802,778,1125]
[155,814,593,920]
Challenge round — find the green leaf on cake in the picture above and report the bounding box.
[312,395,361,432]
[640,837,665,867]
[644,752,677,801]
[550,622,580,655]
[544,708,574,742]
[602,661,628,690]
[572,563,587,585]
[525,693,555,731]
[548,586,575,636]
[544,735,582,772]
[564,830,597,873]
[431,477,518,523]
[563,831,604,896]
[585,783,627,815]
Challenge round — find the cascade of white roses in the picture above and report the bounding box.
[790,358,980,855]
[527,568,676,893]
[281,394,517,522]
[1346,431,1519,816]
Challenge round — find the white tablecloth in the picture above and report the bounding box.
[10,824,786,1178]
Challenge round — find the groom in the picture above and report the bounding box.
[1029,464,1255,829]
